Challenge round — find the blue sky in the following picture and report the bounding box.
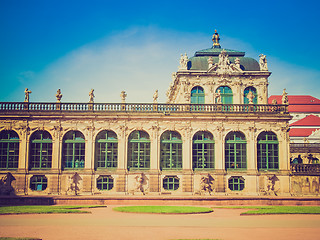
[0,0,319,103]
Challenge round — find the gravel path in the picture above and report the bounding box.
[0,206,320,240]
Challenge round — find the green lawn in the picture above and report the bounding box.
[0,205,105,215]
[113,206,213,214]
[215,206,320,215]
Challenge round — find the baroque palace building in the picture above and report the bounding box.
[0,31,297,196]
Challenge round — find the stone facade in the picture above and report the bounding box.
[2,31,312,197]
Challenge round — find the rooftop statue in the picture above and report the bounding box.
[178,53,188,70]
[212,29,221,48]
[56,89,62,103]
[259,54,268,71]
[120,91,127,103]
[24,88,32,102]
[282,88,289,105]
[89,89,95,103]
[153,90,158,103]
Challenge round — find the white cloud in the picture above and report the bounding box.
[13,26,320,103]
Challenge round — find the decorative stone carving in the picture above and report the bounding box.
[56,89,62,103]
[272,99,278,105]
[0,172,15,196]
[208,50,243,75]
[178,53,188,71]
[200,174,214,195]
[207,56,214,69]
[132,173,148,195]
[89,89,95,103]
[66,172,82,195]
[24,88,32,102]
[259,54,268,71]
[282,88,289,105]
[246,90,255,104]
[215,89,222,104]
[153,90,158,103]
[264,175,279,196]
[120,91,127,103]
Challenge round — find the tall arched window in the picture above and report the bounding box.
[244,86,257,104]
[216,86,233,104]
[257,131,279,170]
[225,131,246,170]
[95,130,118,169]
[191,86,205,104]
[128,130,150,170]
[0,130,19,169]
[160,131,182,170]
[192,131,214,170]
[29,131,52,170]
[62,131,85,169]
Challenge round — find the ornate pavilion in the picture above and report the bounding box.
[1,31,315,196]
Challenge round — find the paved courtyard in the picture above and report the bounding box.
[1,206,320,240]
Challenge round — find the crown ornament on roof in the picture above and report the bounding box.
[212,29,221,48]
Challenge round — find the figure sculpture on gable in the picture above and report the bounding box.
[179,53,188,70]
[259,54,268,71]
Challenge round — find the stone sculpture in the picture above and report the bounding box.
[66,172,82,195]
[246,90,255,104]
[282,88,289,105]
[215,89,222,103]
[153,90,158,103]
[89,89,95,103]
[259,54,268,71]
[120,91,127,103]
[179,53,188,70]
[200,174,214,195]
[56,89,62,102]
[24,88,32,102]
[0,172,15,196]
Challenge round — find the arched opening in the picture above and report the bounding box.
[225,131,247,170]
[62,131,85,169]
[191,86,205,104]
[257,131,279,170]
[216,86,233,104]
[95,130,118,169]
[29,130,52,170]
[0,130,19,169]
[160,131,182,170]
[128,130,150,170]
[244,86,257,104]
[192,131,214,169]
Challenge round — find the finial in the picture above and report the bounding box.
[212,29,221,48]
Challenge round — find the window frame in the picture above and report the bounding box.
[96,175,114,191]
[244,86,258,104]
[228,176,245,191]
[0,130,19,170]
[225,132,247,170]
[29,131,52,170]
[191,86,205,104]
[192,131,215,170]
[257,132,279,171]
[62,131,85,170]
[30,175,48,191]
[160,131,182,170]
[163,176,180,191]
[216,86,233,104]
[95,130,118,169]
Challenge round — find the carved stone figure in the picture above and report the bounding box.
[282,88,289,105]
[153,90,158,103]
[272,99,278,105]
[235,57,241,68]
[24,88,32,102]
[66,172,82,195]
[215,89,222,103]
[207,56,214,69]
[265,175,279,196]
[179,53,188,70]
[259,54,268,71]
[200,174,214,195]
[56,89,62,102]
[134,173,148,195]
[0,172,15,196]
[120,91,127,103]
[208,50,242,74]
[246,90,255,104]
[89,89,95,103]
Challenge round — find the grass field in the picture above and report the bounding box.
[216,206,320,215]
[113,206,213,214]
[0,205,105,215]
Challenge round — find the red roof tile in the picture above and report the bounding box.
[290,115,320,126]
[268,95,320,113]
[289,128,320,137]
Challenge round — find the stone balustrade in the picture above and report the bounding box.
[0,102,288,114]
[291,164,320,176]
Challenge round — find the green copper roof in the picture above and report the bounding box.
[188,47,259,71]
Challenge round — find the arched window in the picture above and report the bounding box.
[244,86,257,104]
[128,130,150,170]
[191,86,205,104]
[225,131,247,170]
[257,132,279,170]
[62,131,85,169]
[29,131,52,170]
[192,131,214,169]
[0,130,19,169]
[216,86,233,104]
[95,130,118,169]
[160,131,182,170]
